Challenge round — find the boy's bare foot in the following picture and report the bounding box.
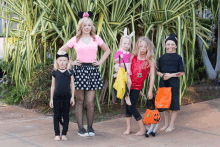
[54,136,60,141]
[125,96,131,106]
[61,135,68,140]
[165,127,175,132]
[123,129,131,135]
[160,126,168,131]
[135,129,145,136]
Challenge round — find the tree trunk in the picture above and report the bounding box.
[197,35,216,79]
[215,10,220,73]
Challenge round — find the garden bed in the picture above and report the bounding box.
[42,81,220,123]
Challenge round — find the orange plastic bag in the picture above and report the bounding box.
[143,99,161,125]
[155,86,172,112]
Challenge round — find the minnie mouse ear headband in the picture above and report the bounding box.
[56,52,69,59]
[78,11,93,18]
[165,33,178,46]
[123,28,135,38]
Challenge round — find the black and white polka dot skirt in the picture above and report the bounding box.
[72,63,104,90]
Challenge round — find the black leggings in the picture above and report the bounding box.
[53,99,70,136]
[126,89,142,121]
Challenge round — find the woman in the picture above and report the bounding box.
[58,11,110,137]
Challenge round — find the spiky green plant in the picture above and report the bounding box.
[0,0,213,111]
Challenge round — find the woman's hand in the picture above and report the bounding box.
[70,97,75,106]
[92,60,101,66]
[71,59,82,66]
[49,100,53,108]
[147,91,153,100]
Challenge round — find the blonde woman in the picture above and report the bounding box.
[58,11,110,137]
[123,36,156,136]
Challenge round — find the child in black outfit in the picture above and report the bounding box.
[50,51,75,141]
[156,33,185,132]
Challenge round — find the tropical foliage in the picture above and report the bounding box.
[196,0,220,80]
[0,0,215,111]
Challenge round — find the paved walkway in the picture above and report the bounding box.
[0,99,220,147]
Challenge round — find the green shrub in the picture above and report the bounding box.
[23,63,53,112]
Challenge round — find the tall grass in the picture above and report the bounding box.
[0,0,213,111]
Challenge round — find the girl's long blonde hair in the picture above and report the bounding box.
[132,36,156,67]
[76,17,96,42]
[118,36,133,51]
[54,51,72,70]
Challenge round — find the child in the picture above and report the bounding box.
[156,33,185,132]
[50,51,75,141]
[124,36,156,136]
[114,28,134,105]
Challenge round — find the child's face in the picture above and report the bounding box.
[122,38,131,51]
[139,41,148,55]
[165,40,177,53]
[82,20,92,34]
[57,57,69,69]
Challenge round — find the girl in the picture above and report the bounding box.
[58,11,110,137]
[123,36,156,136]
[50,51,75,141]
[157,33,185,132]
[114,28,135,105]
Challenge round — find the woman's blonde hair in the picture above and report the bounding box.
[132,36,156,67]
[76,17,96,42]
[54,51,72,70]
[118,36,133,51]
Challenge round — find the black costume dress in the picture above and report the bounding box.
[52,70,73,136]
[157,53,185,110]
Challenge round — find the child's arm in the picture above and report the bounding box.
[148,62,155,99]
[156,71,164,78]
[114,58,119,63]
[114,51,123,63]
[163,72,185,80]
[167,56,185,78]
[140,91,146,99]
[171,72,185,77]
[156,57,164,78]
[70,75,75,106]
[114,54,123,63]
[164,55,185,80]
[50,77,55,108]
[129,55,134,62]
[58,44,71,52]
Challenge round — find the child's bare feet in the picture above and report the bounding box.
[123,129,131,135]
[54,136,60,141]
[165,127,175,132]
[135,129,145,136]
[61,135,68,140]
[125,96,131,105]
[160,125,168,131]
